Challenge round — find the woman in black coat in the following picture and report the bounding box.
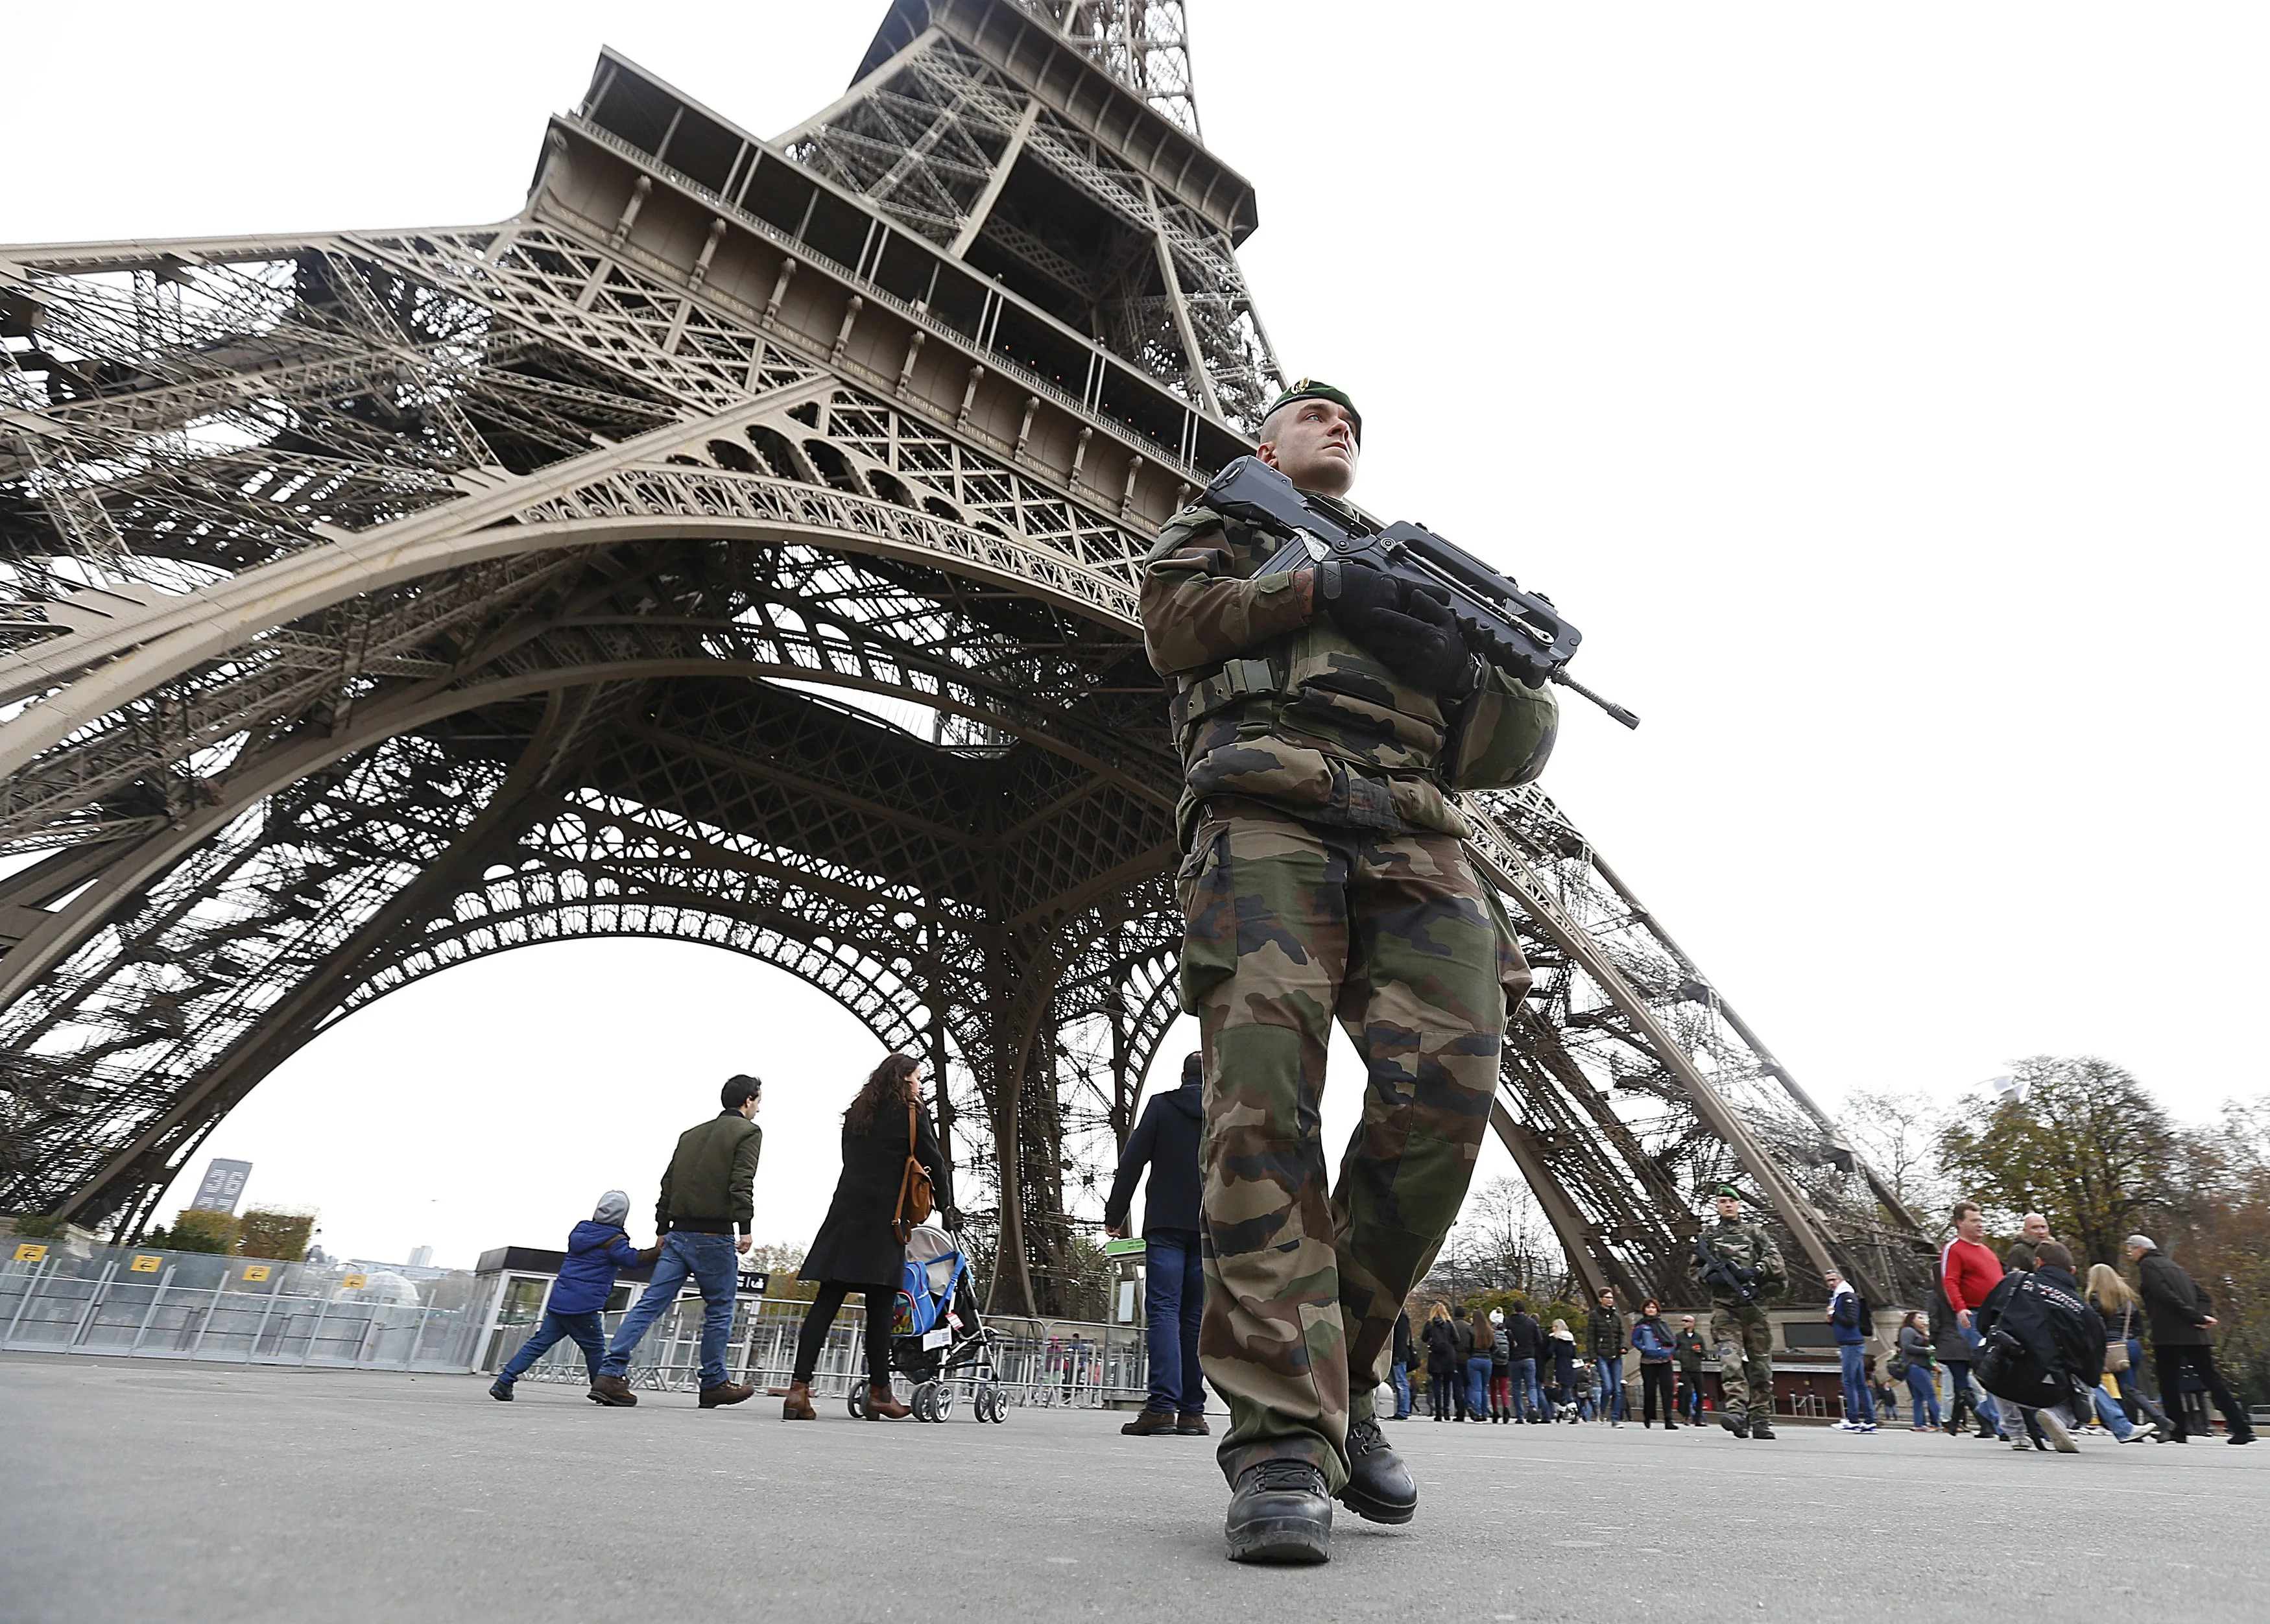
[782,1053,952,1421]
[1421,1302,1459,1421]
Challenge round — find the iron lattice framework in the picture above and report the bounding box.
[0,0,1932,1312]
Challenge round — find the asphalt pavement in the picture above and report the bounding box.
[3,1352,2263,1623]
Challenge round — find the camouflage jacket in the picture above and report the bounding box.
[1693,1218,1786,1304]
[1139,500,1559,842]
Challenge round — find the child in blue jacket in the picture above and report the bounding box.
[490,1190,656,1400]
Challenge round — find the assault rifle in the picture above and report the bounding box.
[1692,1235,1761,1304]
[1197,455,1640,729]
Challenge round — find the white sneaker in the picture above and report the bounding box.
[1860,1422,1878,1433]
[2037,1409,2080,1453]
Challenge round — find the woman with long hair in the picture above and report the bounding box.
[1421,1302,1459,1420]
[1547,1318,1579,1418]
[1630,1298,1678,1429]
[2085,1261,2166,1432]
[1464,1305,1495,1423]
[1896,1310,1941,1431]
[781,1053,953,1422]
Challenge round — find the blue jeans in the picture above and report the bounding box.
[1390,1359,1412,1418]
[1955,1325,2005,1433]
[2089,1385,2136,1439]
[600,1230,738,1388]
[1595,1355,1626,1420]
[1509,1356,1541,1419]
[1465,1356,1491,1417]
[1904,1363,1941,1426]
[1837,1343,1876,1422]
[497,1308,606,1383]
[1142,1228,1205,1415]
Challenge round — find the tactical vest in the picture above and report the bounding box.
[1146,503,1558,842]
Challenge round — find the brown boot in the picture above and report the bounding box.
[699,1381,755,1409]
[1121,1408,1178,1435]
[865,1383,911,1420]
[781,1381,817,1421]
[1177,1411,1211,1435]
[587,1375,637,1407]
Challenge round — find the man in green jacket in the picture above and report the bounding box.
[1141,381,1558,1562]
[589,1075,763,1409]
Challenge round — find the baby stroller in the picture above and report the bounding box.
[844,1221,1006,1423]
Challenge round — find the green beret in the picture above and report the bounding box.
[1263,378,1361,443]
[1711,1184,1745,1202]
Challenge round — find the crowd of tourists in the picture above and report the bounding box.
[478,1064,2256,1461]
[1370,1199,2256,1450]
[1391,1292,1710,1426]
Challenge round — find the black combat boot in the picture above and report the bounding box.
[1224,1460,1333,1564]
[1720,1409,1749,1439]
[1749,1415,1776,1440]
[1335,1416,1416,1525]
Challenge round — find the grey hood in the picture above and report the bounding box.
[593,1189,631,1227]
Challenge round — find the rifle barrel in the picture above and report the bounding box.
[1549,670,1642,731]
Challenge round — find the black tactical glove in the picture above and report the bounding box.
[1319,560,1477,699]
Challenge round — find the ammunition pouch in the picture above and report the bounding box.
[1169,655,1282,733]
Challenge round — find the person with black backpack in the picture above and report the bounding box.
[1973,1241,2108,1453]
[1824,1269,1877,1433]
[1893,1310,1941,1431]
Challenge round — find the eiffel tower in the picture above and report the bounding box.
[0,0,1933,1313]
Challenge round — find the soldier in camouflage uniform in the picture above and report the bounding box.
[1693,1183,1786,1440]
[1140,380,1559,1562]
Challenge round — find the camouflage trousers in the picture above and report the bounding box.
[1177,806,1527,1491]
[1710,1301,1774,1418]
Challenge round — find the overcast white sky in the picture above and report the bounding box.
[8,3,2265,1267]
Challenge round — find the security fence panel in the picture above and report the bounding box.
[0,1243,1158,1408]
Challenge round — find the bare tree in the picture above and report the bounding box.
[1431,1177,1568,1301]
[1837,1088,1955,1224]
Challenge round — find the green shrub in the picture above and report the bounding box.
[237,1208,314,1262]
[10,1213,62,1239]
[161,1210,239,1254]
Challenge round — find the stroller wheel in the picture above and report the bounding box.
[933,1385,955,1422]
[847,1385,867,1420]
[911,1381,937,1422]
[979,1386,1005,1424]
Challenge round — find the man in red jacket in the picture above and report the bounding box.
[1939,1200,2008,1441]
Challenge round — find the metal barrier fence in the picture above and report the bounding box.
[0,1241,485,1370]
[0,1237,1155,1410]
[497,1291,1152,1411]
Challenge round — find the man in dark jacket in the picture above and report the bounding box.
[2129,1235,2254,1444]
[590,1075,764,1410]
[1673,1314,1707,1423]
[1389,1309,1415,1421]
[490,1189,656,1400]
[1106,1053,1208,1437]
[1974,1241,2106,1453]
[1586,1287,1628,1426]
[1507,1304,1544,1422]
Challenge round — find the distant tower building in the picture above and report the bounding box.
[409,1245,433,1269]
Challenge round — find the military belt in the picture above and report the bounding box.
[1169,656,1281,732]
